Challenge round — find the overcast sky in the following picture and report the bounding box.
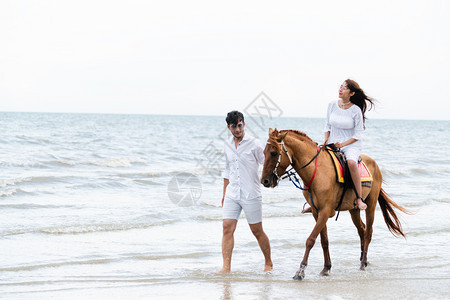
[1,0,449,120]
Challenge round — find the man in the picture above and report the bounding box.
[219,110,273,273]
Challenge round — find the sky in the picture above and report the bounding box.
[1,0,449,120]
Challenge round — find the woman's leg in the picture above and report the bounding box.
[347,160,366,210]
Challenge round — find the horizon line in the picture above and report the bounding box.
[0,110,448,122]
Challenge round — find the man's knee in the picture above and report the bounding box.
[249,222,264,238]
[223,219,237,235]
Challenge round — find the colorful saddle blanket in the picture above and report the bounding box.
[325,146,373,184]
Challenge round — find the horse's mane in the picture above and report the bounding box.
[267,129,318,150]
[280,130,318,147]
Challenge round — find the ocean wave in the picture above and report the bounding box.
[0,219,178,236]
[132,251,212,261]
[197,210,307,221]
[0,161,47,168]
[118,172,167,179]
[401,197,450,207]
[0,258,115,272]
[263,196,301,204]
[0,203,75,209]
[0,188,33,197]
[1,177,26,187]
[268,237,361,249]
[0,176,73,192]
[133,179,165,185]
[13,135,52,145]
[3,176,61,186]
[0,252,212,273]
[54,157,147,168]
[406,227,450,237]
[71,181,129,190]
[118,171,183,179]
[381,166,450,176]
[197,215,225,222]
[263,211,305,218]
[89,157,146,167]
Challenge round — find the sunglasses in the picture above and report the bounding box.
[230,123,244,130]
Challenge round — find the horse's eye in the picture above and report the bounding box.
[270,152,277,157]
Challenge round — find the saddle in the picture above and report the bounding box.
[325,144,373,188]
[324,144,374,219]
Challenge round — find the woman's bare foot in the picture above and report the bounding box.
[357,198,367,210]
[301,206,312,214]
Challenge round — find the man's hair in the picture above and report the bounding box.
[225,111,244,125]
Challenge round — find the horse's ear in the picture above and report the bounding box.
[269,128,278,137]
[277,131,288,142]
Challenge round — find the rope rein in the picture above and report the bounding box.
[267,141,322,213]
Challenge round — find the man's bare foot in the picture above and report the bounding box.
[357,198,367,210]
[301,206,312,214]
[264,263,273,272]
[219,267,231,273]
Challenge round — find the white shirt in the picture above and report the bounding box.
[222,133,265,200]
[324,100,364,149]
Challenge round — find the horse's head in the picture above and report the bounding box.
[261,128,289,188]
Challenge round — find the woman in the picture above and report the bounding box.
[323,79,375,210]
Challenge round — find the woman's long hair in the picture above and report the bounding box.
[346,79,376,125]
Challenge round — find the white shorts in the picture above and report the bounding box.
[223,196,262,224]
[341,145,361,163]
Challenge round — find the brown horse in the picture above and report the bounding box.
[261,128,409,280]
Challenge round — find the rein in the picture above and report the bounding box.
[268,141,322,213]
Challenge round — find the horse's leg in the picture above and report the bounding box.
[361,206,375,270]
[349,209,366,262]
[319,225,332,276]
[293,211,330,280]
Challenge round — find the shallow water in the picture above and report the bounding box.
[0,113,449,299]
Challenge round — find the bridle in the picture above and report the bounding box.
[267,139,322,213]
[269,140,293,180]
[267,140,322,183]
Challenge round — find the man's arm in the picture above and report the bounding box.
[222,178,229,206]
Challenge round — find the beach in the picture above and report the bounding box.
[1,113,449,299]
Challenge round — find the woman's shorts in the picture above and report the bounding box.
[341,145,361,163]
[223,196,262,224]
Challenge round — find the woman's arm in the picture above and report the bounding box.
[323,131,330,146]
[334,138,358,149]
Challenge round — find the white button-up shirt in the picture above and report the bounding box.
[222,133,265,200]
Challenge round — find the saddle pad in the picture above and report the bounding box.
[327,149,373,183]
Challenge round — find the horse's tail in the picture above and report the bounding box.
[378,188,410,238]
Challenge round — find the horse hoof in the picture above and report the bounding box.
[320,269,331,276]
[293,274,304,280]
[360,262,368,271]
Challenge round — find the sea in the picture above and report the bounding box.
[1,112,449,299]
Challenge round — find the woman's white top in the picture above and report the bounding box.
[324,100,364,150]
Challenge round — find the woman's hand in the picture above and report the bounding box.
[334,138,357,149]
[334,142,344,149]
